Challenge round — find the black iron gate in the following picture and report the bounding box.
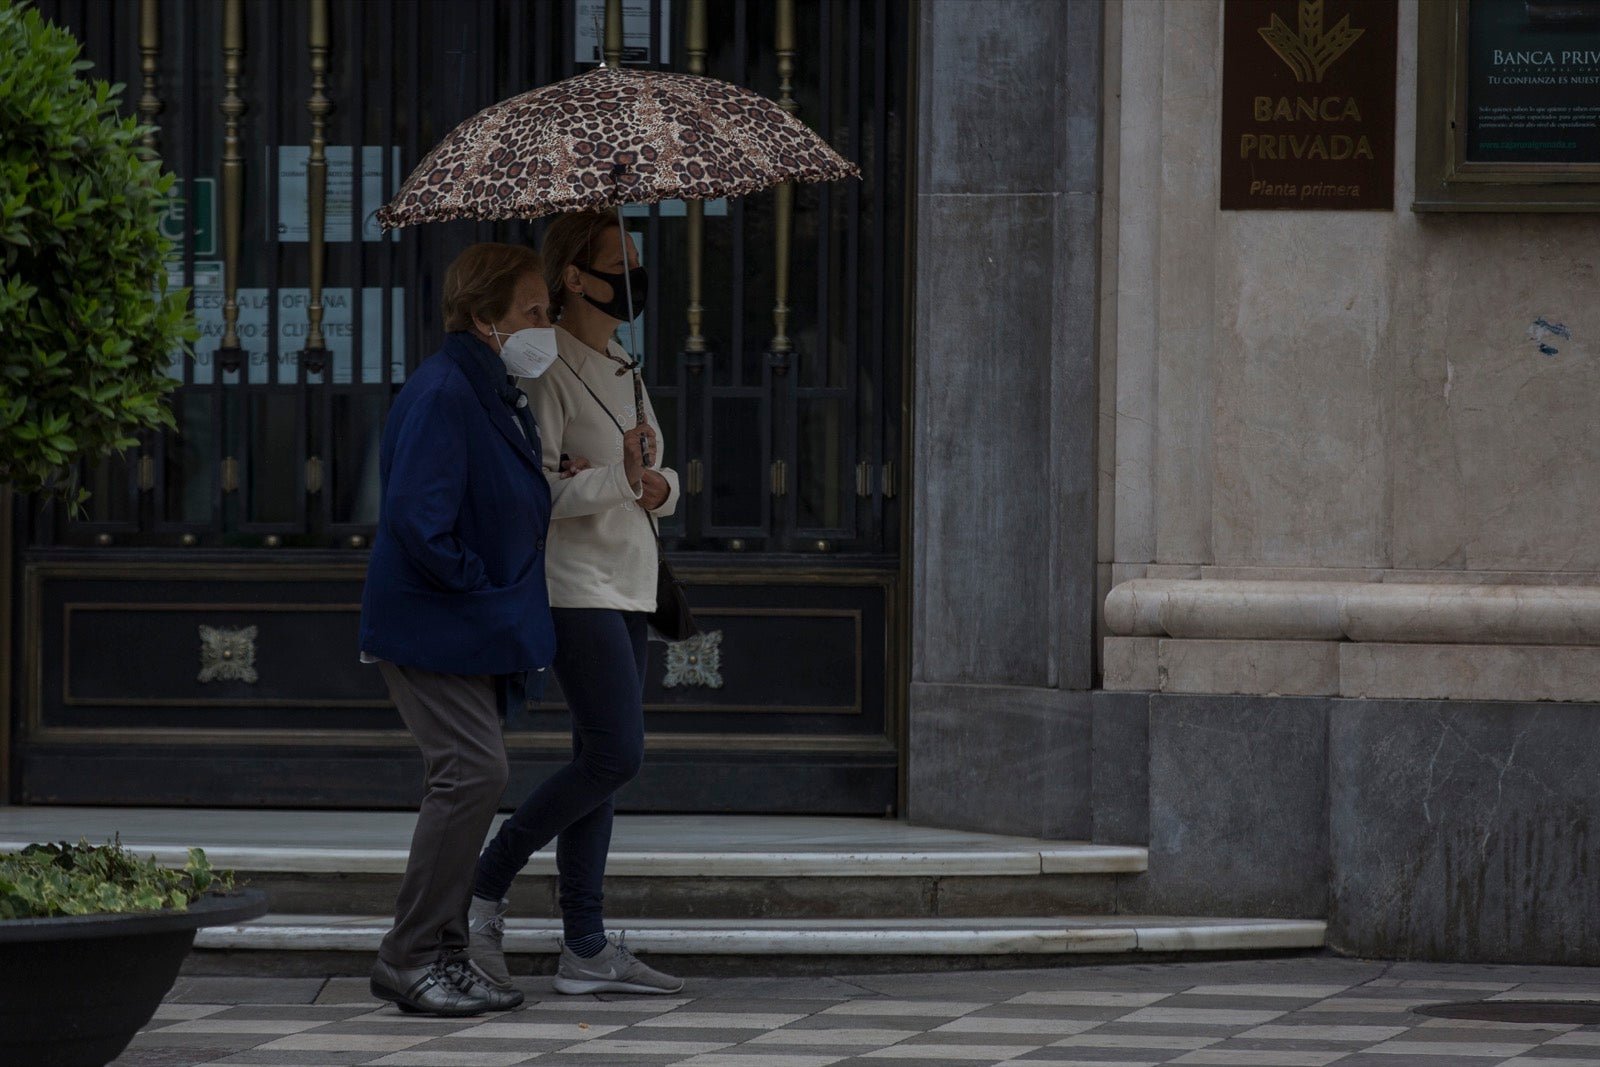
[7,0,911,812]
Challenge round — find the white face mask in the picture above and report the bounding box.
[489,326,559,379]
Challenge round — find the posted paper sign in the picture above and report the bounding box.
[172,274,406,387]
[277,145,402,243]
[574,0,671,64]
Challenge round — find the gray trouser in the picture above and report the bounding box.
[377,661,509,968]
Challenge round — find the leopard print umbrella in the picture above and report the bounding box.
[376,65,859,229]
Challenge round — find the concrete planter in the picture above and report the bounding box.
[0,889,267,1067]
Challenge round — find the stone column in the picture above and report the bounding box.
[908,0,1103,837]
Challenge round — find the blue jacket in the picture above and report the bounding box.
[359,331,556,677]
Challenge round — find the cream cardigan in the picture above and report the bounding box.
[522,326,680,612]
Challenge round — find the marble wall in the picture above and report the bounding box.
[907,0,1104,830]
[913,0,1101,691]
[1082,2,1600,959]
[1101,0,1600,581]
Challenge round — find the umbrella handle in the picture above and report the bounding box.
[633,370,651,468]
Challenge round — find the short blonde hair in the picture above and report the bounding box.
[541,211,625,321]
[441,243,543,332]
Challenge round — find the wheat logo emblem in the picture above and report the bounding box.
[1259,0,1365,82]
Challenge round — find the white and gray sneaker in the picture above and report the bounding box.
[467,895,513,988]
[552,933,685,995]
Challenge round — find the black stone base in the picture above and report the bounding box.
[1081,691,1600,966]
[907,683,1093,838]
[1330,699,1600,965]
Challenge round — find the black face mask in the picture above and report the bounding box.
[579,264,649,321]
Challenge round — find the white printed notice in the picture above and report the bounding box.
[176,278,407,387]
[276,288,408,385]
[277,145,402,243]
[574,0,671,64]
[621,198,727,218]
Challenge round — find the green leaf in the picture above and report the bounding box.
[0,0,193,506]
[0,838,237,918]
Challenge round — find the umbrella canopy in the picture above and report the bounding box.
[376,65,859,229]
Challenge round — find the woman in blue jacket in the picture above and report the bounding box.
[359,242,560,1017]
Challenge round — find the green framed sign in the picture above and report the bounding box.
[1416,0,1600,211]
[157,177,217,256]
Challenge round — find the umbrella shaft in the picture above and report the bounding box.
[614,206,645,428]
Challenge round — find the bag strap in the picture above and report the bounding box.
[556,354,662,541]
[558,353,625,432]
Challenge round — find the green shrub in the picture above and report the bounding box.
[0,0,195,506]
[0,838,235,919]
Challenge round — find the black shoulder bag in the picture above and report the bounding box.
[556,357,699,641]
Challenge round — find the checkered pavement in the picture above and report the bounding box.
[117,958,1600,1066]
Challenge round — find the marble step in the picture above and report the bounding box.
[247,869,1141,921]
[0,809,1145,877]
[195,914,1326,957]
[66,841,1145,878]
[0,809,1146,920]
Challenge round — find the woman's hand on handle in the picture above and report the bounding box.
[639,470,670,511]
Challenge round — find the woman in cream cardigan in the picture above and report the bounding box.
[467,211,683,997]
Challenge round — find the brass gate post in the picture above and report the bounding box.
[767,0,799,528]
[137,0,161,158]
[216,0,247,375]
[684,0,708,375]
[604,0,623,68]
[682,0,709,517]
[768,0,797,376]
[301,0,332,375]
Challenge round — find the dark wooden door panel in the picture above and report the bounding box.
[17,559,898,812]
[18,744,896,814]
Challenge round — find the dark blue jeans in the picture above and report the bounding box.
[473,608,647,941]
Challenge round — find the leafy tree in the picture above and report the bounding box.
[0,0,194,507]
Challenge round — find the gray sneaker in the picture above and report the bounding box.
[467,895,513,988]
[553,933,685,995]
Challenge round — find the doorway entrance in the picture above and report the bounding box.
[7,0,912,813]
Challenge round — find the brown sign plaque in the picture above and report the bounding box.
[1221,0,1398,210]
